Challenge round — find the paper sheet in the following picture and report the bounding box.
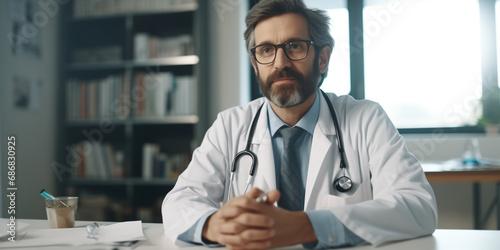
[0,220,145,248]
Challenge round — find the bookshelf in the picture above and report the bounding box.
[59,0,208,223]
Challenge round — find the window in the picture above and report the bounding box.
[364,0,482,128]
[304,0,351,95]
[496,0,500,88]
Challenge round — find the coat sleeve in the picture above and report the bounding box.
[161,112,230,242]
[330,101,438,246]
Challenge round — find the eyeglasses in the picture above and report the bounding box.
[251,40,314,65]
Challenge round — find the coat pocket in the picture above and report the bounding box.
[320,180,372,208]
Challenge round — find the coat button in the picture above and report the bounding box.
[329,235,334,243]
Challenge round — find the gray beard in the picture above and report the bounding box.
[269,89,302,108]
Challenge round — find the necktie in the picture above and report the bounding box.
[278,126,305,211]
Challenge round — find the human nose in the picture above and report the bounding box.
[273,47,291,70]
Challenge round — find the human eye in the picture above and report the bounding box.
[256,45,275,56]
[286,41,305,51]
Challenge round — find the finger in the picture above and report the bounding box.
[217,221,246,234]
[225,188,261,208]
[266,189,280,204]
[225,242,271,250]
[239,227,276,241]
[245,187,264,199]
[218,230,273,249]
[221,195,263,217]
[222,238,272,250]
[233,213,273,228]
[219,205,248,219]
[218,214,273,234]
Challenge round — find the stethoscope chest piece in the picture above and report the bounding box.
[334,175,352,192]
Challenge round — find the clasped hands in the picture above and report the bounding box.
[202,187,317,249]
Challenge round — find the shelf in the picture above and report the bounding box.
[131,3,198,17]
[132,56,199,68]
[71,3,198,21]
[68,61,126,71]
[66,115,199,126]
[69,177,177,186]
[66,118,128,126]
[68,55,199,71]
[131,115,199,125]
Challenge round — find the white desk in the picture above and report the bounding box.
[3,219,500,250]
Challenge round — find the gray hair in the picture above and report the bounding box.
[244,0,334,77]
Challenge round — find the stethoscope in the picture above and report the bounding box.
[228,90,352,201]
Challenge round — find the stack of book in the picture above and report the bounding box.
[73,0,198,18]
[134,34,194,60]
[133,72,196,117]
[66,75,131,120]
[142,143,190,179]
[69,142,125,179]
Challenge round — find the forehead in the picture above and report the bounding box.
[254,13,310,45]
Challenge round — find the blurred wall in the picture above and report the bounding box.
[0,0,61,219]
[207,0,250,122]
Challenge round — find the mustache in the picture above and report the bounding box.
[266,67,303,84]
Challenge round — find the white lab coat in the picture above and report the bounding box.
[162,92,438,246]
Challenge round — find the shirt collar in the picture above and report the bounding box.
[267,90,320,137]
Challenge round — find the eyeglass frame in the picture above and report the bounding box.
[250,40,315,65]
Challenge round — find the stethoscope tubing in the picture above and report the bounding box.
[227,104,264,202]
[320,91,348,170]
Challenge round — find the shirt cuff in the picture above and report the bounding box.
[177,209,221,247]
[304,210,365,249]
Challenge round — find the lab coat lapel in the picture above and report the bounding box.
[305,94,336,208]
[251,102,277,192]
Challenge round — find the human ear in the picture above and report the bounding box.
[251,59,260,76]
[251,60,258,74]
[318,46,331,74]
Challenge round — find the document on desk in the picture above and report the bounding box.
[0,220,146,248]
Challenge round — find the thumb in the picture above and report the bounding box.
[266,189,280,204]
[246,187,264,199]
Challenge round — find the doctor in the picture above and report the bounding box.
[162,0,438,249]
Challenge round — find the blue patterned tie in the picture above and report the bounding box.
[278,126,304,211]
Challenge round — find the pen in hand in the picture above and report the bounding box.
[256,193,268,203]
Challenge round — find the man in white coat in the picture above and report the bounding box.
[162,0,438,249]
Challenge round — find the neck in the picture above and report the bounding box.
[270,92,316,126]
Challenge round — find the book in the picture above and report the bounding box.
[142,143,160,179]
[67,75,129,120]
[134,34,194,60]
[67,73,195,120]
[141,143,190,179]
[134,33,149,61]
[71,142,123,179]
